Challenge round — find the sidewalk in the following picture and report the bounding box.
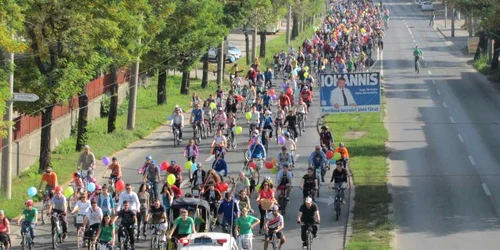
[431,2,470,53]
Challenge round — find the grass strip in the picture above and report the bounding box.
[0,76,218,218]
[325,113,392,250]
[470,54,500,83]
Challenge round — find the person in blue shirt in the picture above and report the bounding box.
[247,137,266,160]
[308,146,327,182]
[262,90,272,109]
[260,110,274,140]
[190,103,204,129]
[264,67,273,89]
[211,154,228,177]
[217,192,240,236]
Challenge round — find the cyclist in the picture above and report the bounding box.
[234,172,250,198]
[48,186,68,240]
[256,179,275,234]
[97,184,115,216]
[71,172,85,197]
[93,214,115,250]
[263,205,286,250]
[277,146,293,169]
[225,91,239,114]
[101,157,122,185]
[0,210,10,250]
[248,105,261,136]
[168,208,197,240]
[242,162,258,196]
[137,183,150,239]
[275,164,293,202]
[146,199,168,242]
[116,184,140,213]
[202,101,213,134]
[227,112,237,139]
[308,146,327,182]
[275,105,286,136]
[217,192,240,236]
[278,92,291,111]
[296,99,308,132]
[216,85,224,107]
[112,201,137,250]
[260,110,274,141]
[300,167,318,200]
[170,107,184,142]
[190,103,204,136]
[284,110,298,140]
[319,126,334,151]
[214,107,228,131]
[211,129,227,159]
[334,142,350,169]
[142,161,161,201]
[184,139,199,163]
[190,163,206,188]
[330,161,349,204]
[300,86,313,111]
[264,67,273,89]
[262,90,272,110]
[138,155,154,175]
[212,154,228,178]
[166,160,183,187]
[283,132,297,164]
[413,45,423,73]
[77,145,96,178]
[191,92,202,108]
[247,136,267,163]
[297,197,320,248]
[16,200,37,245]
[38,167,58,198]
[203,184,222,217]
[235,207,260,250]
[82,200,103,244]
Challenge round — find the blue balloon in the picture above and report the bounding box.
[27,187,37,197]
[167,115,172,121]
[191,163,198,171]
[87,182,96,192]
[329,159,336,165]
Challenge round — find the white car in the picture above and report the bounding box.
[421,1,435,11]
[208,44,242,63]
[176,232,239,250]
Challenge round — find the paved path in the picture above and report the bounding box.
[385,0,500,249]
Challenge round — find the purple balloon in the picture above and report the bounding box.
[281,83,286,89]
[102,156,110,166]
[271,94,278,100]
[278,136,286,145]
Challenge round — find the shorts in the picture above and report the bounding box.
[265,230,283,240]
[0,233,9,246]
[277,184,288,191]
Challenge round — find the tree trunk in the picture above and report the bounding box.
[292,13,299,40]
[39,105,54,173]
[107,67,118,133]
[491,38,500,70]
[157,68,167,104]
[474,35,487,61]
[180,65,190,95]
[244,30,250,65]
[75,92,89,151]
[201,53,209,88]
[259,32,267,58]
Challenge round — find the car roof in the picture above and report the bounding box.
[177,232,237,250]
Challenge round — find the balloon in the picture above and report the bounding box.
[326,150,334,159]
[167,115,172,121]
[281,83,286,89]
[218,182,229,192]
[191,163,198,172]
[167,174,176,185]
[210,102,216,110]
[270,168,277,174]
[237,95,243,102]
[89,177,96,183]
[184,161,193,171]
[115,180,125,192]
[329,159,336,166]
[269,89,275,95]
[304,72,309,78]
[235,126,243,135]
[265,161,274,169]
[102,156,111,166]
[255,184,261,192]
[87,182,96,192]
[333,152,342,161]
[248,162,257,169]
[278,136,285,145]
[245,112,252,120]
[271,157,277,165]
[161,161,170,171]
[64,186,74,197]
[27,187,37,197]
[271,94,278,100]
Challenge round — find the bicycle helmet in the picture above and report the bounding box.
[271,205,279,211]
[74,172,81,178]
[264,176,272,182]
[146,156,153,161]
[26,200,34,206]
[95,185,102,191]
[265,110,272,115]
[54,186,62,192]
[321,125,328,130]
[339,142,345,147]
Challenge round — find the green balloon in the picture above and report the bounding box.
[245,112,252,120]
[333,152,342,161]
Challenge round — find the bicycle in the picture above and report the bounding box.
[97,241,113,250]
[314,167,323,198]
[278,188,288,215]
[172,125,181,147]
[103,176,119,201]
[40,190,51,225]
[301,222,318,250]
[261,127,271,153]
[75,214,86,250]
[51,212,63,249]
[118,225,134,250]
[20,222,34,250]
[203,118,212,138]
[297,113,306,136]
[226,128,237,151]
[192,122,202,144]
[333,185,346,221]
[150,223,167,250]
[269,230,281,250]
[237,233,253,250]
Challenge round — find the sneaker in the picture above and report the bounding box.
[302,129,305,132]
[313,234,317,239]
[62,233,68,241]
[179,139,183,143]
[302,242,307,248]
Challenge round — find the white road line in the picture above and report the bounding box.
[458,134,464,143]
[437,90,441,96]
[407,28,413,36]
[413,39,416,42]
[469,155,476,166]
[449,116,455,123]
[381,49,384,76]
[443,102,447,108]
[482,183,491,196]
[428,70,432,75]
[432,79,436,85]
[205,155,215,162]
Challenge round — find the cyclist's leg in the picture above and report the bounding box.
[312,222,318,237]
[127,226,135,247]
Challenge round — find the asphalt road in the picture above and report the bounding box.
[9,77,349,248]
[386,1,500,249]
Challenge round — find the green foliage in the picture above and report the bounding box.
[448,0,500,37]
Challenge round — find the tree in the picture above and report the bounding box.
[14,0,103,172]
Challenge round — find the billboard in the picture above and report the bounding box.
[319,72,381,114]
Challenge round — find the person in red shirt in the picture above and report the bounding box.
[167,160,182,187]
[278,92,291,111]
[300,86,313,110]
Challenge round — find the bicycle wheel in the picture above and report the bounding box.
[195,127,201,144]
[335,204,341,221]
[173,130,178,147]
[77,227,84,250]
[52,230,58,249]
[244,149,249,161]
[21,233,26,250]
[41,202,48,224]
[307,230,313,250]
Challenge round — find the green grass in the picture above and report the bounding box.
[325,113,392,250]
[471,54,500,83]
[0,76,219,218]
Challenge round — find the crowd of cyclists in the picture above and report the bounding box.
[0,0,390,249]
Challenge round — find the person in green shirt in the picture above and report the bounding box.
[16,200,38,243]
[235,208,260,249]
[168,208,197,239]
[188,208,205,232]
[413,45,424,73]
[94,214,115,250]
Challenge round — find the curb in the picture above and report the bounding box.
[344,172,355,249]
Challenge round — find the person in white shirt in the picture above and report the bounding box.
[248,105,260,135]
[211,129,227,159]
[213,108,228,131]
[71,193,91,216]
[116,183,140,213]
[171,109,184,142]
[283,133,297,165]
[82,200,103,240]
[329,76,356,109]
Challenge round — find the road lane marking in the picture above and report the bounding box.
[458,134,464,142]
[469,155,476,166]
[407,28,413,36]
[413,39,416,42]
[432,79,436,85]
[482,183,491,196]
[449,116,455,123]
[428,70,432,75]
[437,90,441,96]
[205,155,215,162]
[443,102,447,108]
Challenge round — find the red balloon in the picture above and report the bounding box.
[269,89,275,95]
[161,161,170,171]
[218,182,229,192]
[237,95,243,102]
[249,162,257,169]
[265,161,274,169]
[286,88,292,95]
[326,150,334,159]
[115,180,125,192]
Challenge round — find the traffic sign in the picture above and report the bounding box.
[13,93,39,102]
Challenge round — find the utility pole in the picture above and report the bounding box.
[127,38,141,130]
[444,1,447,28]
[216,39,224,86]
[451,8,455,37]
[286,4,291,45]
[1,38,14,200]
[252,27,257,63]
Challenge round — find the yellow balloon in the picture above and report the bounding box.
[184,161,193,171]
[245,112,252,120]
[235,126,243,135]
[270,168,277,174]
[63,186,74,197]
[210,102,216,109]
[167,174,176,185]
[255,184,261,192]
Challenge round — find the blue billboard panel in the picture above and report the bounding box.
[319,72,381,114]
